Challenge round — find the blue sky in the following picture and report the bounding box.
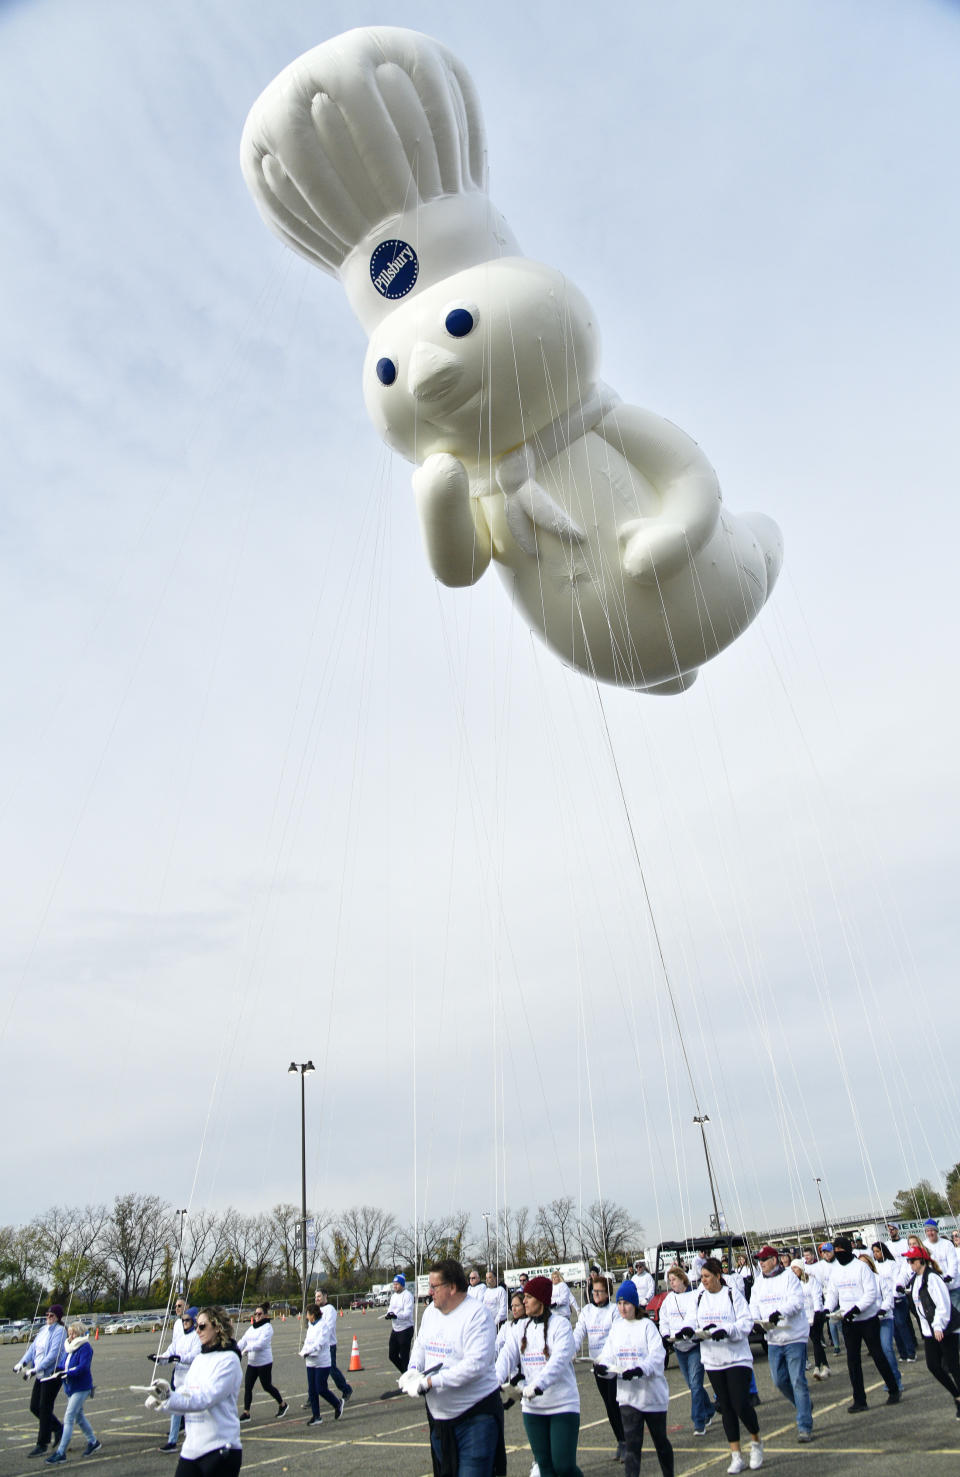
[1,0,958,1246]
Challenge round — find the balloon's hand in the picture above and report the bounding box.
[413,454,489,588]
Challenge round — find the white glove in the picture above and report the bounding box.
[151,1378,171,1399]
[12,1362,22,1374]
[398,1369,430,1397]
[522,1382,543,1400]
[144,1393,164,1410]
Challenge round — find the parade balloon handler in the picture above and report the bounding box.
[13,1303,66,1459]
[904,1246,960,1418]
[594,1280,674,1477]
[573,1272,624,1459]
[400,1258,505,1477]
[694,1259,763,1473]
[750,1247,812,1443]
[549,1270,578,1322]
[151,1304,201,1451]
[863,1248,903,1393]
[824,1234,900,1413]
[923,1221,960,1316]
[44,1321,100,1464]
[137,1306,242,1476]
[299,1302,344,1426]
[495,1274,584,1477]
[240,26,782,696]
[237,1301,287,1422]
[658,1266,717,1437]
[496,1293,527,1360]
[483,1271,509,1327]
[383,1273,416,1377]
[315,1287,352,1402]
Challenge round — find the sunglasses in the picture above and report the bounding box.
[196,1321,210,1331]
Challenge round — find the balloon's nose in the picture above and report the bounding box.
[407,342,463,402]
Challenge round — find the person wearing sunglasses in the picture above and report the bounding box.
[144,1307,242,1474]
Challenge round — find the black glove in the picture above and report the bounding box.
[678,1326,695,1340]
[170,1355,181,1363]
[944,1276,953,1285]
[147,1354,159,1363]
[768,1311,781,1326]
[711,1328,729,1341]
[385,1311,397,1320]
[842,1306,860,1325]
[509,1371,524,1386]
[621,1366,644,1380]
[593,1363,610,1379]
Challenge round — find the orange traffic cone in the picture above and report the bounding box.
[338,1308,343,1318]
[348,1336,363,1372]
[94,1327,99,1341]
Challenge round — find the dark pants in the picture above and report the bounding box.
[707,1366,760,1445]
[328,1343,351,1395]
[620,1406,674,1477]
[811,1310,829,1369]
[30,1377,63,1449]
[388,1326,414,1373]
[594,1369,624,1443]
[842,1316,898,1404]
[175,1449,242,1476]
[923,1333,960,1401]
[243,1362,283,1411]
[307,1365,340,1418]
[893,1298,917,1359]
[523,1411,583,1477]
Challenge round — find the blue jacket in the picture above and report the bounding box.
[23,1321,66,1378]
[58,1337,94,1394]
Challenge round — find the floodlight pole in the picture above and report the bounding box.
[693,1115,723,1239]
[288,1061,315,1324]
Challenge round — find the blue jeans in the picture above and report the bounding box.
[430,1410,499,1477]
[676,1345,715,1430]
[56,1390,95,1456]
[892,1299,916,1360]
[768,1341,813,1434]
[879,1318,902,1390]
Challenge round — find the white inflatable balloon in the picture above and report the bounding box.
[241,27,782,693]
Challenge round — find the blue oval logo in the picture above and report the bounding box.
[370,239,419,300]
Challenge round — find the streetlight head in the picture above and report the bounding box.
[303,1061,316,1074]
[288,1062,298,1075]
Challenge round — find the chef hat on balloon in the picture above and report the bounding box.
[240,26,521,332]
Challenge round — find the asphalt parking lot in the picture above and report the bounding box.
[1,1314,958,1475]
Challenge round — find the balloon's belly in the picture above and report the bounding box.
[478,434,768,690]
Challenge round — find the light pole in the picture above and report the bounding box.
[175,1209,188,1296]
[288,1061,315,1323]
[482,1212,491,1272]
[693,1115,724,1240]
[815,1178,831,1237]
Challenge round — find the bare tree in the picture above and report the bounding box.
[337,1206,397,1279]
[497,1206,536,1267]
[535,1197,577,1262]
[270,1204,301,1289]
[224,1212,277,1297]
[391,1212,473,1270]
[180,1210,230,1290]
[101,1194,171,1303]
[578,1200,642,1266]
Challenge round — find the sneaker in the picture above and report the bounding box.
[530,1465,540,1477]
[797,1430,814,1443]
[693,1426,706,1436]
[334,1397,345,1421]
[342,1385,354,1401]
[238,1411,251,1422]
[275,1401,289,1420]
[27,1452,47,1462]
[749,1440,764,1469]
[905,1355,917,1363]
[82,1441,102,1457]
[306,1417,323,1426]
[886,1390,901,1405]
[821,1366,831,1379]
[44,1458,66,1467]
[158,1443,178,1452]
[848,1401,868,1413]
[954,1401,960,1420]
[812,1368,822,1381]
[726,1457,745,1475]
[704,1410,717,1428]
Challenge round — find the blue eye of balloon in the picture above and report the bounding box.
[444,308,475,338]
[376,357,397,385]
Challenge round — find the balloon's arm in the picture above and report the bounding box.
[413,454,491,587]
[596,405,722,581]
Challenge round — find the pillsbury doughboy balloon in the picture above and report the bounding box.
[241,27,782,693]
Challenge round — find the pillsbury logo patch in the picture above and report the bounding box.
[370,239,419,300]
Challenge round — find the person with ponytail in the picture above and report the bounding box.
[658,1265,716,1437]
[495,1275,582,1477]
[144,1306,242,1475]
[594,1280,674,1476]
[694,1259,762,1474]
[903,1245,960,1419]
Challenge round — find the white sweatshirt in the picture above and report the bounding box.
[910,1270,955,1336]
[164,1347,242,1460]
[299,1318,332,1368]
[873,1261,897,1319]
[596,1315,668,1413]
[495,1312,579,1415]
[411,1296,499,1421]
[749,1267,808,1346]
[657,1288,700,1352]
[319,1303,338,1346]
[572,1302,616,1360]
[160,1327,201,1376]
[237,1319,274,1367]
[466,1283,485,1301]
[800,1275,824,1324]
[387,1289,415,1332]
[693,1285,754,1370]
[925,1238,959,1284]
[632,1272,654,1305]
[824,1258,881,1321]
[550,1282,578,1320]
[482,1285,508,1324]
